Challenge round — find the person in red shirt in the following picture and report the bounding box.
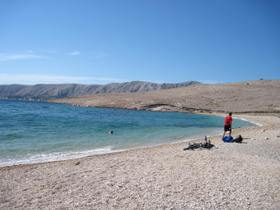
[223,112,233,139]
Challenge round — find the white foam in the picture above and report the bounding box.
[0,146,120,167]
[0,116,258,167]
[241,118,263,127]
[234,116,263,127]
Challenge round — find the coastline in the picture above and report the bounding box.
[0,110,248,168]
[0,105,267,168]
[0,124,221,168]
[1,112,280,209]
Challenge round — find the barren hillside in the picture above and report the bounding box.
[0,81,198,99]
[52,80,280,113]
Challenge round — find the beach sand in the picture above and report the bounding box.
[1,114,280,209]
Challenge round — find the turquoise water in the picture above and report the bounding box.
[0,100,252,166]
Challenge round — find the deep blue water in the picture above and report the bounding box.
[0,100,252,165]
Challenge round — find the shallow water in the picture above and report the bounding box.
[0,100,252,165]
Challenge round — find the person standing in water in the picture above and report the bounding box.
[222,112,233,139]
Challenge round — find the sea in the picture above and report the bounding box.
[0,99,252,166]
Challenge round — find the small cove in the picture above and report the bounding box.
[0,100,253,166]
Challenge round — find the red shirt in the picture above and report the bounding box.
[224,115,232,125]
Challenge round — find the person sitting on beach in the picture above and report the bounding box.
[222,112,233,139]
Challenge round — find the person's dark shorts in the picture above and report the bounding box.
[224,124,232,132]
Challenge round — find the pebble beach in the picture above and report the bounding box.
[1,114,280,209]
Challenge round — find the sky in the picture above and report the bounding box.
[0,0,279,84]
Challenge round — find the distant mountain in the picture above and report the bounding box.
[0,81,199,99]
[52,80,280,114]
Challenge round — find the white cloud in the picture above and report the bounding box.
[0,74,124,85]
[0,53,47,61]
[68,51,81,56]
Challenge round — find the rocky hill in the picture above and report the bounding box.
[52,80,280,114]
[0,81,199,99]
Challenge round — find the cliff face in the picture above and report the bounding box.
[0,81,199,99]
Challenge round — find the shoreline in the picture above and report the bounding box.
[0,126,221,168]
[3,97,280,116]
[0,111,257,169]
[1,113,280,209]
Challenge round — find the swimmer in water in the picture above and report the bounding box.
[108,130,114,134]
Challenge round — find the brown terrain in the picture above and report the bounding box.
[1,80,280,209]
[51,80,280,113]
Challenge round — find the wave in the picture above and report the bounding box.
[0,146,119,167]
[233,116,263,127]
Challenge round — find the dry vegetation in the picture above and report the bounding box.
[52,80,280,113]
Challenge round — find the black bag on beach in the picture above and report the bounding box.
[232,135,243,143]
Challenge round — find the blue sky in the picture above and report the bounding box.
[0,0,279,84]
